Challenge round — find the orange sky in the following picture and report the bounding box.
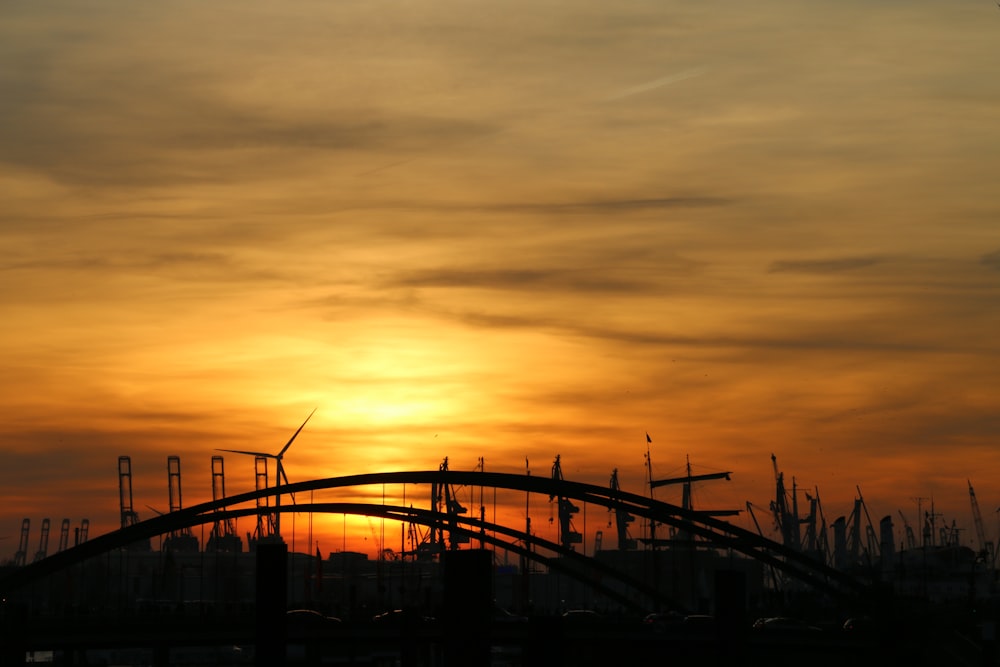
[2,0,1000,561]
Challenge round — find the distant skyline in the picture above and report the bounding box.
[2,0,999,558]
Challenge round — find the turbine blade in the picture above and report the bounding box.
[216,448,274,458]
[278,408,316,457]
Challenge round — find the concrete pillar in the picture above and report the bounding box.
[255,543,287,667]
[442,549,492,667]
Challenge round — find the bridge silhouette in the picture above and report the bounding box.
[0,470,872,607]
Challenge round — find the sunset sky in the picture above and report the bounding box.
[2,0,999,560]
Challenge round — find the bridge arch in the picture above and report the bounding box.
[0,470,872,602]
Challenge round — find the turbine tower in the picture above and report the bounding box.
[217,409,315,541]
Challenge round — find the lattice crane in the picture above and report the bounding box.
[897,510,916,550]
[769,454,801,551]
[429,457,469,552]
[550,455,582,550]
[969,480,994,565]
[608,469,636,550]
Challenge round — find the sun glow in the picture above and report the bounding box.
[338,391,448,427]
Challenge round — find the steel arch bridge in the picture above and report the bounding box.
[0,470,874,606]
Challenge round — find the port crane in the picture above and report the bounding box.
[429,457,469,552]
[550,455,582,550]
[769,454,801,551]
[856,486,880,566]
[830,489,879,570]
[969,480,994,566]
[57,519,70,553]
[608,468,636,550]
[207,455,242,552]
[644,441,658,547]
[802,488,831,564]
[14,519,29,567]
[163,456,199,552]
[117,456,151,552]
[32,518,50,563]
[897,510,917,550]
[250,456,276,544]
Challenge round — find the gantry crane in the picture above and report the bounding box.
[76,519,89,547]
[57,518,70,553]
[119,456,139,529]
[163,456,199,552]
[208,455,242,552]
[118,456,151,552]
[249,455,277,545]
[33,518,50,563]
[14,518,30,567]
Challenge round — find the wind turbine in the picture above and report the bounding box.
[218,408,316,540]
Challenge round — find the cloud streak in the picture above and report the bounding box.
[768,256,886,274]
[605,68,707,101]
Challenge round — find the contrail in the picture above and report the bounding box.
[605,68,706,101]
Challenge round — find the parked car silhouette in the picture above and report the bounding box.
[752,617,822,633]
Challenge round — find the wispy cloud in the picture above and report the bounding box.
[605,68,707,101]
[768,256,885,274]
[981,250,1000,271]
[387,268,656,294]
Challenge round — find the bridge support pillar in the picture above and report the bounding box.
[442,549,491,667]
[0,602,26,667]
[255,543,287,667]
[714,568,747,662]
